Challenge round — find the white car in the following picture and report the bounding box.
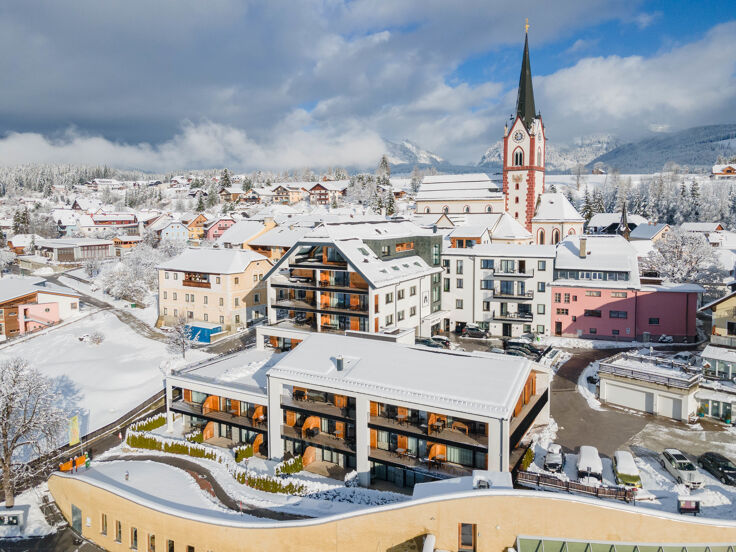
[543,444,564,473]
[659,448,704,489]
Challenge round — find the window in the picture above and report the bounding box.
[216,276,221,284]
[172,292,177,300]
[572,295,577,302]
[219,315,224,324]
[537,304,545,314]
[456,278,463,289]
[537,229,545,244]
[486,205,492,213]
[131,527,138,550]
[612,329,620,335]
[173,273,178,280]
[101,513,107,535]
[253,274,258,282]
[410,306,416,316]
[589,328,598,334]
[554,293,561,303]
[456,260,463,274]
[442,259,450,273]
[609,310,628,319]
[432,244,440,265]
[203,296,208,304]
[556,308,568,315]
[187,311,193,319]
[482,301,490,311]
[165,272,169,279]
[649,317,660,325]
[234,277,239,285]
[410,286,417,296]
[443,278,450,292]
[456,299,463,309]
[515,197,519,204]
[459,523,476,551]
[611,291,627,298]
[234,298,239,306]
[481,259,494,269]
[728,322,736,336]
[537,282,545,292]
[397,289,405,300]
[163,308,168,315]
[564,293,570,303]
[537,325,545,333]
[148,534,155,552]
[385,314,394,325]
[585,290,602,297]
[173,309,178,317]
[584,309,602,317]
[115,520,122,543]
[397,310,405,321]
[187,547,195,552]
[168,541,175,552]
[385,292,393,304]
[163,291,167,299]
[538,260,546,270]
[480,280,493,290]
[254,293,260,303]
[381,245,390,256]
[513,149,524,166]
[219,298,224,306]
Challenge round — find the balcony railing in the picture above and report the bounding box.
[182,280,211,288]
[493,268,535,278]
[710,335,736,348]
[369,447,473,478]
[281,394,354,420]
[281,424,355,454]
[492,310,533,322]
[171,399,267,430]
[598,363,699,390]
[369,415,488,448]
[493,290,534,300]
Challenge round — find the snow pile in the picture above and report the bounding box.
[577,361,604,411]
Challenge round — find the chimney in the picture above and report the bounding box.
[579,237,587,259]
[336,355,344,371]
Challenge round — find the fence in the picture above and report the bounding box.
[516,470,636,503]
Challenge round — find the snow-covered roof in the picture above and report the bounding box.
[554,235,641,288]
[38,238,114,248]
[442,243,556,259]
[531,193,584,223]
[680,222,724,233]
[0,277,79,304]
[412,471,513,499]
[712,164,736,173]
[701,344,736,363]
[7,234,43,247]
[422,173,496,185]
[306,180,349,192]
[417,173,502,202]
[51,209,79,226]
[247,226,308,248]
[699,290,736,312]
[629,223,668,240]
[158,248,269,274]
[268,333,535,419]
[587,212,648,228]
[640,282,705,293]
[215,221,266,246]
[306,220,433,241]
[488,212,533,240]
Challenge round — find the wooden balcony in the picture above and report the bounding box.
[182,280,211,288]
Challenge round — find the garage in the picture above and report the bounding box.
[604,383,654,414]
[657,395,683,420]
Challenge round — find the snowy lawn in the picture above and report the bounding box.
[0,483,58,538]
[0,310,211,435]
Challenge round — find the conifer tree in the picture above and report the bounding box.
[580,186,594,223]
[220,168,232,189]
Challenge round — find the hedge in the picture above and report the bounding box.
[234,445,253,463]
[126,433,218,461]
[275,456,303,475]
[130,413,166,433]
[520,447,535,471]
[235,472,305,494]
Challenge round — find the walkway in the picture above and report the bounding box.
[100,454,307,521]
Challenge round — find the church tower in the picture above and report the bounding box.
[503,25,545,231]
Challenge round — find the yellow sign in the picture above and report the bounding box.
[68,415,80,446]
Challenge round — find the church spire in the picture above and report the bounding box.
[515,24,537,130]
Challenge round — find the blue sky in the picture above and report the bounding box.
[0,1,734,171]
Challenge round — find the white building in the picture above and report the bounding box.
[415,173,504,215]
[531,192,585,245]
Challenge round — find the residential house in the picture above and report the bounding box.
[113,235,143,254]
[265,220,444,336]
[203,217,236,241]
[7,234,43,255]
[215,220,270,250]
[711,164,736,179]
[182,213,209,240]
[272,185,308,205]
[629,223,670,242]
[306,180,349,205]
[159,221,189,243]
[587,212,648,235]
[157,248,272,340]
[218,187,245,203]
[0,278,80,339]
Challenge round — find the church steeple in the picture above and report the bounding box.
[516,27,537,130]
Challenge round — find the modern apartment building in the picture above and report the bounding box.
[157,248,272,340]
[165,331,550,488]
[440,244,555,337]
[265,221,445,336]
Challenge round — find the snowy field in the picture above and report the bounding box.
[0,310,210,435]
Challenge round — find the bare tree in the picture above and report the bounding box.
[83,258,100,279]
[0,251,16,278]
[166,317,193,359]
[0,358,66,508]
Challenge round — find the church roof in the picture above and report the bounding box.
[532,192,584,223]
[516,33,536,130]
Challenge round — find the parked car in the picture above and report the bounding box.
[505,346,537,359]
[461,324,489,338]
[543,444,565,473]
[489,347,506,355]
[576,446,603,484]
[506,340,541,356]
[415,337,445,349]
[659,449,704,488]
[430,335,451,349]
[505,349,529,358]
[612,450,642,488]
[698,452,736,485]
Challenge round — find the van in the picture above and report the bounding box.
[613,450,642,488]
[576,446,603,483]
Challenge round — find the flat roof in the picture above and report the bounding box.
[267,333,535,419]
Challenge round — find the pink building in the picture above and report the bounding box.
[551,235,701,342]
[17,302,60,334]
[204,217,236,241]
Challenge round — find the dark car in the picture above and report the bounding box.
[415,337,445,349]
[505,346,536,359]
[461,324,489,338]
[506,341,541,356]
[698,452,736,485]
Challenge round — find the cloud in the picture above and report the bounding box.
[565,38,600,55]
[0,121,386,172]
[632,11,661,29]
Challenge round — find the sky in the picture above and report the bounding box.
[0,0,734,172]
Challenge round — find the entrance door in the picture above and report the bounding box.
[502,323,512,337]
[71,504,82,534]
[555,321,562,336]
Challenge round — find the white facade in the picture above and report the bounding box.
[503,117,545,230]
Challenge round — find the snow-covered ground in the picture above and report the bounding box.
[540,335,691,350]
[0,483,58,538]
[0,310,211,435]
[577,361,604,411]
[58,274,159,327]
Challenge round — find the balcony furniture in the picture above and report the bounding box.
[452,421,469,435]
[396,413,408,425]
[434,454,446,463]
[293,390,306,401]
[430,421,444,434]
[395,448,407,458]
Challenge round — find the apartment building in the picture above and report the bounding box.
[165,331,550,488]
[440,244,555,337]
[216,220,273,249]
[265,220,444,336]
[306,180,349,205]
[550,235,701,341]
[157,248,272,340]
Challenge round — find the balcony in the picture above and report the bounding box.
[710,335,736,348]
[281,395,353,420]
[493,290,534,300]
[492,310,533,323]
[170,399,267,432]
[292,255,348,271]
[493,268,535,278]
[369,415,488,448]
[369,447,473,479]
[281,424,355,454]
[273,298,317,310]
[270,272,369,294]
[182,279,211,289]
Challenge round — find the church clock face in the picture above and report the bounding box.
[513,130,525,143]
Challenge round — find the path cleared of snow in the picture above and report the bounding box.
[0,310,211,435]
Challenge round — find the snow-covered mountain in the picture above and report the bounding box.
[384,139,445,167]
[478,134,621,172]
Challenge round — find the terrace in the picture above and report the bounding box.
[368,447,473,479]
[369,414,488,449]
[170,399,267,433]
[599,352,699,390]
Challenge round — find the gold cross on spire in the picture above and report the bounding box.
[525,18,530,34]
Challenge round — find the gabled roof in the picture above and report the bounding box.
[629,223,669,240]
[588,212,648,229]
[680,222,724,233]
[247,226,308,248]
[532,193,584,223]
[158,248,269,274]
[489,212,533,240]
[0,277,80,304]
[215,221,266,245]
[699,290,736,312]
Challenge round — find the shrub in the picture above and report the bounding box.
[126,432,217,462]
[275,456,303,476]
[520,447,535,472]
[234,445,253,463]
[234,472,306,495]
[185,429,203,443]
[130,413,166,432]
[89,331,105,345]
